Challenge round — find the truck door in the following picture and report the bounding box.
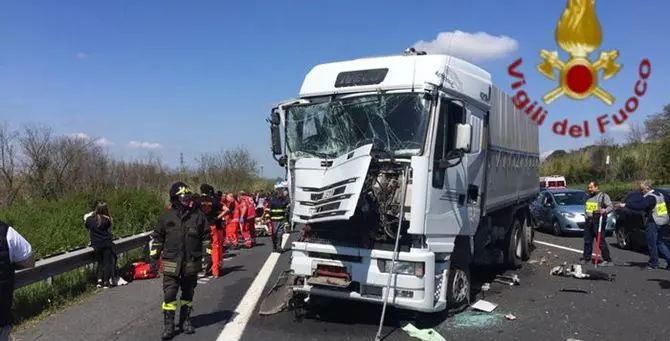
[424,96,471,247]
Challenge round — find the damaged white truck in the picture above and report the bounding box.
[267,48,539,315]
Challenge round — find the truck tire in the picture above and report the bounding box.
[521,216,532,261]
[504,218,523,269]
[446,265,470,309]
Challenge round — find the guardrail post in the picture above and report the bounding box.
[45,276,52,286]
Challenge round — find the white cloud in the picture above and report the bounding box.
[66,132,113,146]
[412,30,519,62]
[76,52,88,60]
[67,132,90,140]
[128,141,163,149]
[610,123,631,133]
[94,138,114,147]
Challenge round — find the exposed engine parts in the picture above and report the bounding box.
[300,160,410,248]
[364,161,408,241]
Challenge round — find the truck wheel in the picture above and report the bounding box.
[446,265,470,309]
[521,217,532,261]
[504,219,523,269]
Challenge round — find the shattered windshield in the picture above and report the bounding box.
[285,93,430,159]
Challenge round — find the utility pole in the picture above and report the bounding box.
[260,165,264,178]
[179,152,186,178]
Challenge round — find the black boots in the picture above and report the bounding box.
[179,305,195,334]
[162,310,175,340]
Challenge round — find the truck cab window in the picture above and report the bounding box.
[432,99,464,189]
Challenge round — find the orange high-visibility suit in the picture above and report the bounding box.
[223,198,240,248]
[239,195,257,248]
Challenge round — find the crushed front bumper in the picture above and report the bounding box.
[289,241,444,313]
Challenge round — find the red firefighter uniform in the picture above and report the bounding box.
[222,194,240,248]
[238,191,256,248]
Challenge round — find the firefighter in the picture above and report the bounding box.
[238,190,257,248]
[267,189,290,252]
[221,193,240,249]
[199,184,223,277]
[149,181,211,340]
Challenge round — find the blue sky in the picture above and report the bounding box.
[1,1,668,178]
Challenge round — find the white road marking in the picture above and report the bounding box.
[534,240,582,254]
[216,251,281,341]
[535,239,605,257]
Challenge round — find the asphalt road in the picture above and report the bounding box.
[14,231,670,341]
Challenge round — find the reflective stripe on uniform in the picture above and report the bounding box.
[585,202,598,213]
[162,301,178,310]
[179,300,193,307]
[162,261,178,274]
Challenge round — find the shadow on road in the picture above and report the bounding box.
[221,265,245,277]
[191,309,237,328]
[648,278,670,289]
[619,261,649,269]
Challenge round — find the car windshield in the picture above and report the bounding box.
[284,93,430,159]
[553,191,587,205]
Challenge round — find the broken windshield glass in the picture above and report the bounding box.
[285,93,430,159]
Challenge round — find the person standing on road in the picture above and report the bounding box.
[0,221,35,341]
[221,193,241,249]
[616,180,670,270]
[267,189,290,252]
[199,184,223,278]
[149,181,211,340]
[238,190,257,248]
[582,180,614,266]
[85,200,115,288]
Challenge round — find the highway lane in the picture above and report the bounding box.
[241,231,670,341]
[14,230,670,341]
[12,238,275,341]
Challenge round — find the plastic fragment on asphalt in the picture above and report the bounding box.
[401,323,447,341]
[471,299,497,312]
[481,283,490,291]
[504,313,517,320]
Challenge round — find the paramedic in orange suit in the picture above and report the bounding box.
[221,193,240,249]
[199,184,223,277]
[238,191,256,248]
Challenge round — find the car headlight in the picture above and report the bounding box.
[560,211,576,218]
[377,259,424,277]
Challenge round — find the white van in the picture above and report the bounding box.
[540,175,567,189]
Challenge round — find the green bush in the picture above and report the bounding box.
[0,189,164,259]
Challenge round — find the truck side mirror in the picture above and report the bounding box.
[270,109,282,156]
[455,123,472,152]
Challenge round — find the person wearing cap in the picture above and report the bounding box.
[149,181,211,339]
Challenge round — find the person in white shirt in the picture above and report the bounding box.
[0,221,35,341]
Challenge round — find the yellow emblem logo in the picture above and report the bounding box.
[536,0,622,105]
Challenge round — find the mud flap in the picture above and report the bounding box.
[259,270,296,316]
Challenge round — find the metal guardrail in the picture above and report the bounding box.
[15,232,152,289]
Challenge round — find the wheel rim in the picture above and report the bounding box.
[515,228,523,258]
[617,229,628,247]
[452,269,469,303]
[553,222,561,235]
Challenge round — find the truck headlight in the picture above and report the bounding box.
[376,259,424,277]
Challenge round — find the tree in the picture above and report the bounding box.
[644,104,670,141]
[0,122,20,207]
[627,121,646,144]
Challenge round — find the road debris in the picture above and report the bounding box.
[550,263,615,281]
[494,274,520,286]
[259,270,295,315]
[559,289,589,294]
[471,299,497,312]
[504,313,517,320]
[401,323,447,341]
[481,283,490,291]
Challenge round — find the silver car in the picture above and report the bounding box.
[531,189,615,236]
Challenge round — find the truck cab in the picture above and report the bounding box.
[268,49,538,314]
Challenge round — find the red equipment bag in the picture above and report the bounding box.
[132,261,160,280]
